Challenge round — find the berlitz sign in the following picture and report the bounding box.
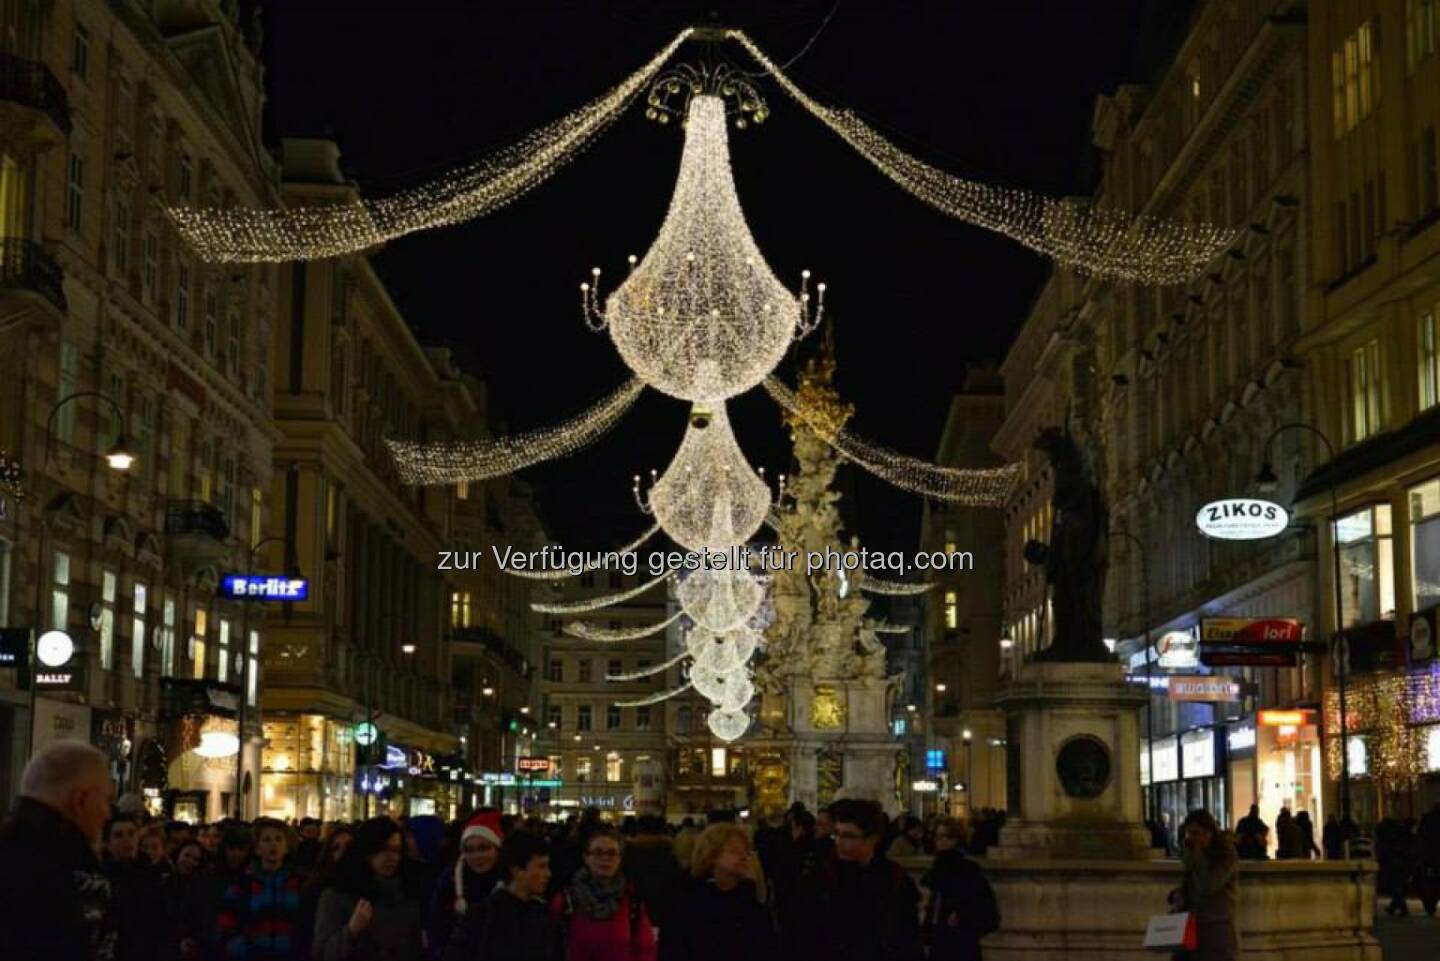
[1194,499,1289,540]
[221,575,309,601]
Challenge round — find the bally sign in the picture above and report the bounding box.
[1195,499,1289,540]
[1168,677,1243,702]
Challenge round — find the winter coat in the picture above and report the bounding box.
[424,863,501,960]
[1421,807,1440,869]
[1274,813,1302,860]
[1174,843,1239,961]
[441,885,560,961]
[162,870,215,961]
[313,877,423,961]
[794,854,924,961]
[550,880,656,961]
[216,864,305,960]
[105,854,168,961]
[620,835,681,927]
[921,850,999,961]
[656,878,778,961]
[0,797,117,961]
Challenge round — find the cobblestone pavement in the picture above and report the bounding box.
[1373,898,1439,959]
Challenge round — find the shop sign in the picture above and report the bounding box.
[353,722,379,746]
[35,630,83,689]
[1151,736,1179,783]
[1181,729,1216,778]
[407,749,435,777]
[1347,735,1368,776]
[579,794,635,810]
[518,757,551,774]
[911,779,939,793]
[0,627,28,670]
[221,575,309,601]
[481,772,518,785]
[1169,677,1243,702]
[379,744,408,769]
[1226,724,1256,753]
[525,779,563,788]
[1258,709,1315,727]
[1156,631,1199,669]
[1195,499,1289,540]
[1410,607,1437,664]
[1201,618,1304,644]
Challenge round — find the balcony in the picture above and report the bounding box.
[164,499,229,567]
[0,237,66,313]
[0,53,71,148]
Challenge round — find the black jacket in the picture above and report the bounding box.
[657,878,778,961]
[795,854,923,961]
[0,797,117,961]
[441,885,559,961]
[104,854,167,961]
[921,850,999,961]
[620,836,682,928]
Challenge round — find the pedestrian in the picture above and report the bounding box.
[1322,813,1343,860]
[1167,810,1239,961]
[312,817,423,961]
[1274,807,1300,860]
[794,798,924,961]
[1418,801,1440,916]
[1377,816,1412,916]
[0,741,117,961]
[141,822,173,876]
[1293,812,1321,861]
[921,819,998,961]
[551,825,655,961]
[659,823,778,961]
[888,816,926,859]
[441,830,559,961]
[162,840,211,961]
[1235,805,1268,860]
[619,816,680,929]
[295,819,324,874]
[201,823,224,860]
[217,818,304,960]
[772,807,814,950]
[104,813,167,961]
[426,811,503,958]
[297,827,354,961]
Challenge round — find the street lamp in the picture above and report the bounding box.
[1255,421,1351,828]
[962,729,974,811]
[25,391,136,763]
[234,535,288,818]
[1110,527,1156,825]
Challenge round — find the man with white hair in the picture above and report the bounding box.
[0,740,117,960]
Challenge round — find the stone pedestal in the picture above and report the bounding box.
[989,660,1151,861]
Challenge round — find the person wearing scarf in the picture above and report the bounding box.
[550,826,656,961]
[426,811,504,959]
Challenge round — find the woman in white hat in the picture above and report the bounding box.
[425,811,504,958]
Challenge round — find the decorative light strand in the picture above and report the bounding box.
[606,649,690,681]
[764,375,1020,505]
[730,31,1238,285]
[169,32,693,262]
[615,682,692,708]
[504,524,661,580]
[563,610,684,642]
[388,378,643,485]
[856,574,936,596]
[581,94,822,402]
[530,569,674,615]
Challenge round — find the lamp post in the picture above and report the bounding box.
[961,727,973,814]
[1255,422,1351,827]
[1110,528,1156,825]
[26,391,136,762]
[233,535,286,819]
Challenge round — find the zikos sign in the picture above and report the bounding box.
[1195,499,1289,540]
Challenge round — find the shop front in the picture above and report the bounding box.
[359,742,463,820]
[1141,726,1226,847]
[159,678,249,822]
[1226,709,1323,853]
[259,714,356,822]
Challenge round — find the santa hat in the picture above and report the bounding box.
[454,810,503,914]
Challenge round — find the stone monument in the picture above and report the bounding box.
[749,337,903,818]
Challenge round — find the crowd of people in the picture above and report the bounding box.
[0,741,1000,961]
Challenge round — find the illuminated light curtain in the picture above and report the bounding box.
[731,31,1237,285]
[504,524,661,580]
[1324,674,1425,790]
[583,94,822,401]
[530,569,674,615]
[169,32,693,262]
[564,610,684,642]
[387,377,643,484]
[764,375,1020,505]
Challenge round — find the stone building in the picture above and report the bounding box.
[0,0,279,818]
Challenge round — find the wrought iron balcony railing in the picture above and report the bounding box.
[0,52,72,136]
[164,499,230,539]
[0,237,66,312]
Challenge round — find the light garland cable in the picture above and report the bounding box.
[606,648,691,682]
[169,32,693,262]
[764,375,1021,505]
[531,569,675,615]
[730,31,1238,285]
[581,93,823,402]
[504,524,661,580]
[615,682,692,708]
[856,574,936,595]
[388,378,643,485]
[563,610,685,642]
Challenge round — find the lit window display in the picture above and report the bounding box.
[1410,479,1440,611]
[260,715,355,821]
[1335,504,1395,626]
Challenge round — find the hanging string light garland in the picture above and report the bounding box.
[606,648,691,681]
[503,524,661,581]
[169,32,693,262]
[564,611,684,642]
[616,682,692,708]
[530,569,674,615]
[387,378,643,485]
[764,375,1020,505]
[856,574,936,596]
[730,31,1237,285]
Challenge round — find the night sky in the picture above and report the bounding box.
[258,1,1186,554]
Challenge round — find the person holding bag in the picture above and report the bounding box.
[1166,810,1238,961]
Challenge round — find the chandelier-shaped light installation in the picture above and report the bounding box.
[582,93,823,402]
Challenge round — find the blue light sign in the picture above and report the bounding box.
[925,749,947,772]
[222,575,309,601]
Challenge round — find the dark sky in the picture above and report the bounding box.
[258,1,1183,554]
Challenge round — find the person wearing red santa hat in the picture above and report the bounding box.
[426,811,503,958]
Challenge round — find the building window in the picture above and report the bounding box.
[175,261,190,329]
[548,754,563,778]
[455,480,469,500]
[1410,479,1440,611]
[636,706,651,730]
[577,705,592,732]
[191,607,208,680]
[606,705,621,730]
[578,659,593,683]
[99,570,116,670]
[1330,50,1345,139]
[944,591,958,630]
[142,233,158,302]
[1421,312,1439,412]
[217,618,230,683]
[547,704,562,728]
[161,596,176,676]
[710,747,727,778]
[1336,505,1395,627]
[1419,128,1439,219]
[178,153,192,202]
[250,487,263,549]
[576,757,592,782]
[606,753,623,782]
[1357,21,1376,118]
[547,659,563,682]
[1407,0,1437,72]
[65,152,83,230]
[247,630,259,705]
[607,659,622,679]
[131,582,146,679]
[49,550,70,629]
[71,23,89,79]
[1348,340,1383,443]
[112,194,130,273]
[450,591,472,628]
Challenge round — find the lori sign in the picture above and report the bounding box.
[1195,499,1288,540]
